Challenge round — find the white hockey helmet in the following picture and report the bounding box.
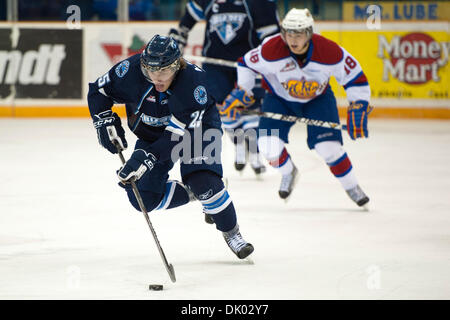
[281,8,314,36]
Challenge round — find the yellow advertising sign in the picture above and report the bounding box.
[321,30,449,101]
[343,1,450,21]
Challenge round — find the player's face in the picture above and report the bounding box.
[145,68,177,92]
[285,31,309,54]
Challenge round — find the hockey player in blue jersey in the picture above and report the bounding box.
[87,35,254,259]
[169,0,280,179]
[223,9,372,206]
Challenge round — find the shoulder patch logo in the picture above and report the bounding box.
[115,60,130,78]
[194,85,208,105]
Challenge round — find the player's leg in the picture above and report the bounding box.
[183,170,254,259]
[230,114,266,176]
[120,141,194,213]
[257,93,298,199]
[180,127,254,259]
[203,63,250,172]
[304,87,369,207]
[245,85,266,176]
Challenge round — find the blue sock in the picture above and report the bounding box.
[185,171,237,232]
[155,181,191,210]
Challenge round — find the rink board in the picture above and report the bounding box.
[0,21,448,118]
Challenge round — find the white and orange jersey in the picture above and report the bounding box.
[237,33,370,105]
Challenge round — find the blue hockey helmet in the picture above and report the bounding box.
[141,35,181,79]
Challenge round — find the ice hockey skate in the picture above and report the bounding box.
[278,165,299,201]
[223,225,254,259]
[346,185,370,209]
[234,140,247,173]
[204,211,215,224]
[249,152,266,177]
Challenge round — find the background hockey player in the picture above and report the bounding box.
[87,35,254,259]
[225,8,373,206]
[169,0,280,178]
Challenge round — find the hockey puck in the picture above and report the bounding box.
[149,284,163,291]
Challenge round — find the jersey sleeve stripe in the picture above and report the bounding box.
[165,125,185,136]
[169,115,186,129]
[187,1,204,21]
[343,71,369,89]
[256,24,279,40]
[165,115,186,136]
[98,88,108,97]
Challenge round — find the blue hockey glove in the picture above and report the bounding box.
[347,101,373,140]
[117,149,157,183]
[168,27,189,54]
[218,87,255,120]
[93,110,127,154]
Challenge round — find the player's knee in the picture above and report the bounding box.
[314,140,345,164]
[184,170,224,197]
[258,135,285,159]
[124,186,161,213]
[184,171,231,214]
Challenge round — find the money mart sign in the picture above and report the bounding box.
[378,32,449,84]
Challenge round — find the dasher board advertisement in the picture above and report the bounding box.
[0,28,82,99]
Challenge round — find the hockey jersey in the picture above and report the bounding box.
[179,0,279,60]
[87,54,221,161]
[237,33,370,105]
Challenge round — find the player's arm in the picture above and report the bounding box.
[218,47,264,120]
[87,65,128,154]
[251,0,280,41]
[333,48,373,140]
[169,0,206,53]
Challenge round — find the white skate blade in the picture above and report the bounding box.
[245,256,254,264]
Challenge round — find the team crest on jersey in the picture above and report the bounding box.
[194,85,208,104]
[115,60,129,78]
[209,13,246,45]
[281,78,327,99]
[281,61,296,72]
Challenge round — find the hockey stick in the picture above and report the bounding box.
[183,54,237,68]
[112,140,177,283]
[182,56,347,131]
[242,109,348,131]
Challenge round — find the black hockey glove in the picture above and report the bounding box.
[93,110,127,154]
[168,27,189,54]
[117,149,157,183]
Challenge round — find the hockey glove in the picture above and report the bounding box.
[168,27,189,54]
[93,110,127,154]
[218,87,255,120]
[347,101,373,140]
[117,149,157,183]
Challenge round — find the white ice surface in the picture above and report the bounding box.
[0,118,449,300]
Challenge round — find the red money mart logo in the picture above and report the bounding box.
[377,32,449,85]
[101,35,146,64]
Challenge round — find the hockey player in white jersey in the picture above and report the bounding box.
[222,8,373,206]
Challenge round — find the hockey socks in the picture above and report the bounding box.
[185,171,237,232]
[267,147,294,175]
[314,141,358,190]
[258,136,294,175]
[155,180,194,211]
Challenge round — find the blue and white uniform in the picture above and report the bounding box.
[178,0,280,134]
[88,55,237,232]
